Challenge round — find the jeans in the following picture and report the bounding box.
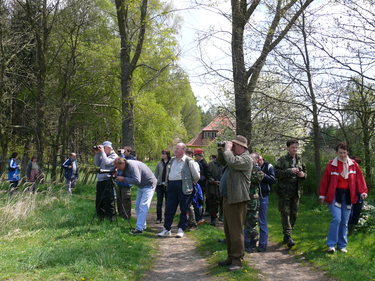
[163,180,191,231]
[258,196,269,248]
[327,193,351,249]
[135,186,155,231]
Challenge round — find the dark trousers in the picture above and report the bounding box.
[223,198,247,264]
[207,183,220,218]
[156,184,167,221]
[96,179,116,219]
[117,187,131,219]
[163,180,191,231]
[278,195,299,236]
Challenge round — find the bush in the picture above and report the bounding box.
[355,200,375,233]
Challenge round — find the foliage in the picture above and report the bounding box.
[355,200,375,233]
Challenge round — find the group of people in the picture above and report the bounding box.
[7,152,42,193]
[6,136,369,272]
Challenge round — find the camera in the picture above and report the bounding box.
[98,169,117,178]
[217,141,225,148]
[93,145,100,150]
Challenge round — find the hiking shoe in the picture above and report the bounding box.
[285,236,295,248]
[197,219,206,225]
[130,229,143,235]
[338,247,347,253]
[245,247,256,253]
[327,247,336,253]
[176,228,184,238]
[257,246,267,252]
[157,228,171,237]
[218,258,232,267]
[228,264,243,271]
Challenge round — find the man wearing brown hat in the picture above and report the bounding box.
[217,135,252,271]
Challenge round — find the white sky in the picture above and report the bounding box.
[170,0,232,110]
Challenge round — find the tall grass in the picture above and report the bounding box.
[0,184,156,281]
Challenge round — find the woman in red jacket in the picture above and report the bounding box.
[319,142,368,253]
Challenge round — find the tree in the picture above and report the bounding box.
[230,0,315,150]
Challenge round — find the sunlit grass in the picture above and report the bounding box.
[268,193,375,281]
[0,184,157,281]
[189,224,261,281]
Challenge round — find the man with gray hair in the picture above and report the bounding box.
[94,141,118,221]
[157,142,200,238]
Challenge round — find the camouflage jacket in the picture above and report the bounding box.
[249,167,264,199]
[275,153,306,198]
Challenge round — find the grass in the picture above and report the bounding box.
[0,183,156,281]
[188,224,261,280]
[267,193,375,281]
[189,193,374,281]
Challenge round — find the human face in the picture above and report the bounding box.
[232,143,245,156]
[124,149,131,156]
[104,146,112,155]
[258,156,264,166]
[115,162,125,171]
[174,143,186,159]
[161,152,168,160]
[287,143,299,157]
[337,148,348,161]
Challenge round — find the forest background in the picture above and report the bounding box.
[0,0,374,193]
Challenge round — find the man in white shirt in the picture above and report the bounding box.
[157,143,200,238]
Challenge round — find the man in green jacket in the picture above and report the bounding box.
[218,135,252,271]
[275,139,306,248]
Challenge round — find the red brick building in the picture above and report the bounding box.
[187,115,234,149]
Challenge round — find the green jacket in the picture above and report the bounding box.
[222,150,253,204]
[275,153,306,198]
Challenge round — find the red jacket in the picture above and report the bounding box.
[319,158,368,204]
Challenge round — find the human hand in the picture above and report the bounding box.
[319,197,325,204]
[291,168,300,174]
[360,193,368,200]
[225,141,233,151]
[116,176,125,182]
[297,171,305,178]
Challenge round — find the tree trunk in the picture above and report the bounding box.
[115,0,148,148]
[231,0,252,148]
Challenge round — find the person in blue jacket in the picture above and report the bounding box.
[8,152,20,190]
[257,154,276,252]
[62,152,78,194]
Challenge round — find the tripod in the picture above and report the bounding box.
[90,176,133,229]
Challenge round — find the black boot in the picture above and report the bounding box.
[284,235,295,248]
[245,239,257,253]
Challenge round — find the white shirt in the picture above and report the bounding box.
[168,155,200,182]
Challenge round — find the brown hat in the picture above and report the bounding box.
[231,135,248,149]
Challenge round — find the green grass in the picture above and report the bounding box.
[0,184,156,281]
[267,193,375,281]
[189,225,261,280]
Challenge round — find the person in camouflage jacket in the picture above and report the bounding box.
[275,139,306,248]
[244,152,264,252]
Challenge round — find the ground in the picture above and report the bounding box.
[142,203,336,281]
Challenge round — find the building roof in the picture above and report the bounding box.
[187,115,234,147]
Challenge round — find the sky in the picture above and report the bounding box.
[170,0,232,111]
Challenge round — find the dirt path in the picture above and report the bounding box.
[143,204,336,281]
[245,242,336,281]
[143,203,214,281]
